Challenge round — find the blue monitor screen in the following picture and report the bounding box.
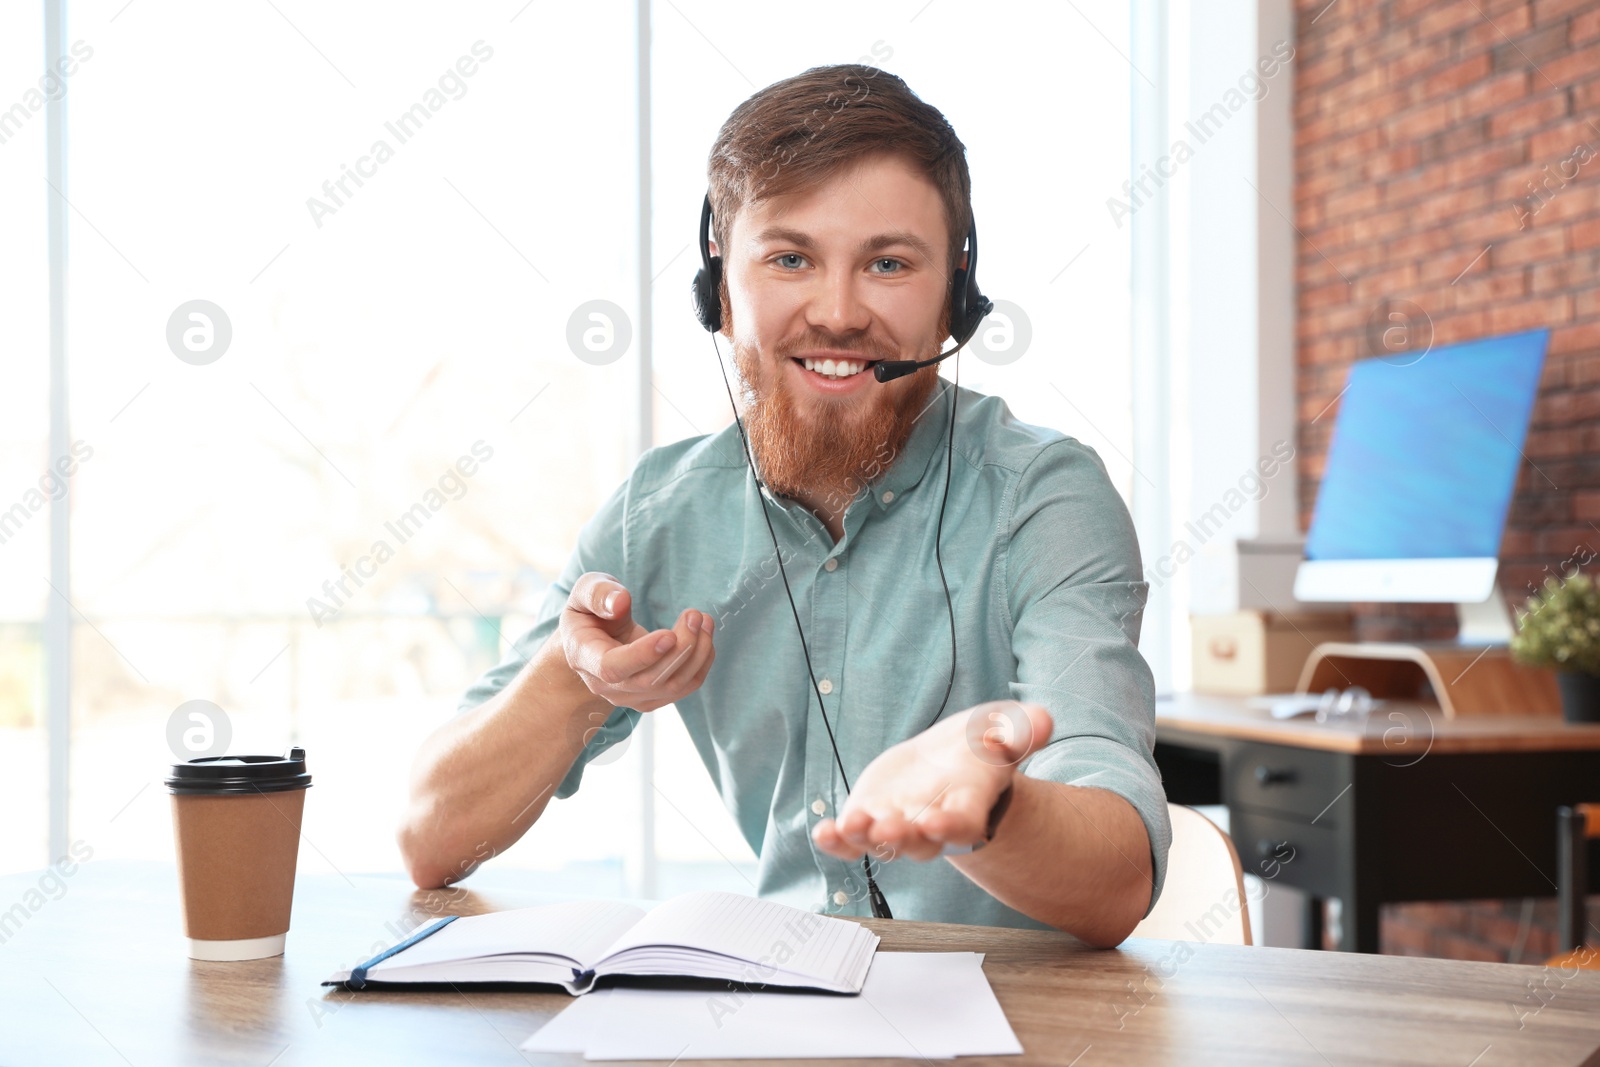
[1305,328,1549,561]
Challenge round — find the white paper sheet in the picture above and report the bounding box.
[518,952,1021,1060]
[521,989,619,1053]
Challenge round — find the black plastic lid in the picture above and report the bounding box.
[166,746,312,796]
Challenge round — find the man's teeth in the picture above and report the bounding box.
[802,357,867,379]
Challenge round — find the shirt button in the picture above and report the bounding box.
[833,890,849,906]
[818,678,834,695]
[823,557,839,572]
[811,798,826,815]
[881,490,895,504]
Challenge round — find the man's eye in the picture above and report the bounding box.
[871,258,902,274]
[775,253,807,269]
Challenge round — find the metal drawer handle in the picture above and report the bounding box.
[1256,839,1297,861]
[1255,765,1297,786]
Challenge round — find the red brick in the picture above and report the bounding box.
[1540,41,1600,86]
[1354,262,1420,301]
[1576,218,1600,249]
[1494,22,1571,73]
[1387,226,1459,261]
[1387,164,1453,206]
[1300,49,1350,92]
[1390,37,1455,83]
[1551,320,1600,353]
[1487,294,1574,332]
[1530,254,1599,292]
[1575,77,1600,111]
[1447,143,1530,185]
[1422,52,1494,98]
[1528,184,1600,224]
[1530,117,1600,161]
[1389,97,1461,140]
[1576,7,1600,44]
[1453,269,1527,306]
[1489,90,1571,139]
[1454,207,1528,244]
[1534,0,1594,23]
[1460,5,1536,54]
[1494,227,1570,265]
[1576,491,1600,521]
[1458,71,1530,117]
[1419,3,1486,38]
[1414,184,1494,226]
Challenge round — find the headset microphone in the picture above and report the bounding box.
[873,348,952,383]
[692,191,991,921]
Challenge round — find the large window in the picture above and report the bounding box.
[4,1,1137,890]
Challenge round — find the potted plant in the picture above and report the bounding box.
[1511,572,1600,723]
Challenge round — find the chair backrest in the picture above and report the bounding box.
[1131,803,1252,946]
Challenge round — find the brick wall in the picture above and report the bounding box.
[1292,0,1600,959]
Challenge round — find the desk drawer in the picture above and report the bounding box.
[1228,810,1342,894]
[1225,742,1351,825]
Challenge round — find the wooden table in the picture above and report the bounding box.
[1156,692,1600,952]
[2,861,1597,1065]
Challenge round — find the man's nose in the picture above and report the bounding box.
[806,268,871,336]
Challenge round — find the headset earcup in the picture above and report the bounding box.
[692,259,723,333]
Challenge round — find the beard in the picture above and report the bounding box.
[734,327,941,521]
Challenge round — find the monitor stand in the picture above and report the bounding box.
[1294,592,1560,718]
[1456,591,1514,646]
[1295,635,1560,718]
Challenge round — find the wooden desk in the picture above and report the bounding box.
[1,862,1597,1065]
[1157,692,1600,952]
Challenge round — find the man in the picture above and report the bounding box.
[398,65,1170,947]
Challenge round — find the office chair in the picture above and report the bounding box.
[1549,803,1600,970]
[1131,803,1253,946]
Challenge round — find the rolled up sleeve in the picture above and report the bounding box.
[1003,439,1171,914]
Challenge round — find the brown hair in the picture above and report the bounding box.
[707,64,972,309]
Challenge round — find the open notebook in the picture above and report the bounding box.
[323,890,879,995]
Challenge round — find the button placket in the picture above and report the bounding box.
[803,516,852,905]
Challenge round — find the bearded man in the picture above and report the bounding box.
[398,65,1170,946]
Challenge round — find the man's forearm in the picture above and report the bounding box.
[947,777,1155,947]
[397,634,611,889]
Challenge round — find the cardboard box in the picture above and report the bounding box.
[1191,610,1353,695]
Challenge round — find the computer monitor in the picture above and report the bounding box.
[1293,327,1551,644]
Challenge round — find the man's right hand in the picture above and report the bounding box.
[558,572,716,713]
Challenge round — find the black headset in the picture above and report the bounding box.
[692,190,991,920]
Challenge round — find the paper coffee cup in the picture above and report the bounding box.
[167,747,312,961]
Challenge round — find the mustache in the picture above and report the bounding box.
[772,329,902,362]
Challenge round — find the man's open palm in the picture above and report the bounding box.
[560,572,716,713]
[812,701,1054,862]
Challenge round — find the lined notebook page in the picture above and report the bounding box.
[370,899,647,973]
[598,891,865,984]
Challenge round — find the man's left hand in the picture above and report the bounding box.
[811,701,1054,862]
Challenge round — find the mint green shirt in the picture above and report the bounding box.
[459,383,1170,930]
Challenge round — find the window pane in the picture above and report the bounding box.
[59,1,637,886]
[0,0,51,875]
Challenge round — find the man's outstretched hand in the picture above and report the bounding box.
[559,572,716,713]
[811,701,1054,862]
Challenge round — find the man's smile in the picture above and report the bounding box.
[787,349,886,393]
